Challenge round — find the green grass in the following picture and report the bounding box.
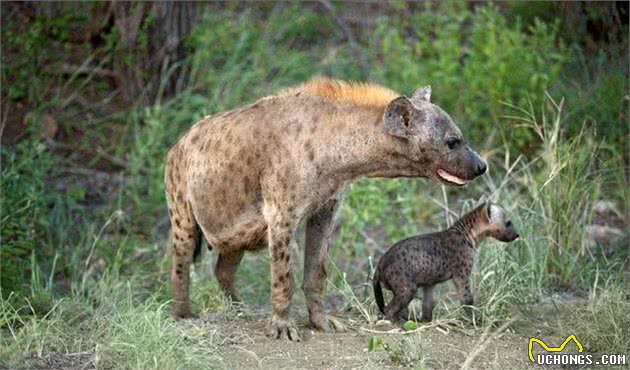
[0,274,222,370]
[0,139,56,299]
[562,281,630,354]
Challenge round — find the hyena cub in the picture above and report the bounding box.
[373,202,519,324]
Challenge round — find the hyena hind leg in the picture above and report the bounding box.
[215,250,244,302]
[168,199,201,320]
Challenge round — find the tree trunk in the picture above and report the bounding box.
[111,1,198,105]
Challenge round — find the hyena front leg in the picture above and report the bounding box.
[264,203,301,341]
[303,195,345,332]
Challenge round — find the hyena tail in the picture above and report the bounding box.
[373,272,385,315]
[192,223,203,263]
[191,222,214,263]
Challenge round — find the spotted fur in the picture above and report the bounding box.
[165,77,487,340]
[373,202,519,324]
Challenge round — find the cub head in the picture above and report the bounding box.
[383,86,487,186]
[484,203,519,242]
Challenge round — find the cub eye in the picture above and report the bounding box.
[506,221,512,227]
[446,137,461,149]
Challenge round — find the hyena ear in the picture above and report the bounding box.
[410,85,431,106]
[383,96,421,139]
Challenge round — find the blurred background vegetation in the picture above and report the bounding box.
[1,1,628,368]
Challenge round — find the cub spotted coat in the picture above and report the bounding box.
[373,202,519,324]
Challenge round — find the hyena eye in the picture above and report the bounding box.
[505,220,512,227]
[446,137,461,149]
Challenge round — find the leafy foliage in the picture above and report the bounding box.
[372,3,567,151]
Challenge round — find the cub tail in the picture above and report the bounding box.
[373,271,385,315]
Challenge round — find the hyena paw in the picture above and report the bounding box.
[310,313,346,333]
[173,305,197,320]
[268,317,302,341]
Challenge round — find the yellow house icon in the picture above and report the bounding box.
[528,335,584,362]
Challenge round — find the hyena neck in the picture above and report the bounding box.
[449,205,490,247]
[318,107,428,182]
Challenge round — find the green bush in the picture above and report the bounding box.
[554,48,629,154]
[372,3,566,152]
[0,140,52,296]
[186,6,349,112]
[1,10,87,102]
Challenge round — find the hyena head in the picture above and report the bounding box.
[383,86,487,186]
[484,203,520,242]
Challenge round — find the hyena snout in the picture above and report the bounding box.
[468,146,487,177]
[502,226,520,242]
[437,146,487,186]
[496,222,519,242]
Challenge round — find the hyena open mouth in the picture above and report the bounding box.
[437,168,469,186]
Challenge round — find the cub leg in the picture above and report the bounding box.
[452,275,474,320]
[384,286,416,326]
[421,285,435,322]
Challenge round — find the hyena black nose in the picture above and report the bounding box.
[476,161,487,176]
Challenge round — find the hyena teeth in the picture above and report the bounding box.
[437,169,468,185]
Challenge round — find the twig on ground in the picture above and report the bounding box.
[360,319,459,335]
[234,346,262,368]
[460,319,514,370]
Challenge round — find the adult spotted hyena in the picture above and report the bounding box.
[164,77,487,340]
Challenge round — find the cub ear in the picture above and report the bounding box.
[383,97,420,139]
[410,85,431,106]
[475,195,488,208]
[485,202,492,221]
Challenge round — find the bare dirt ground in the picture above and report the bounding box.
[177,308,536,370]
[24,300,600,370]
